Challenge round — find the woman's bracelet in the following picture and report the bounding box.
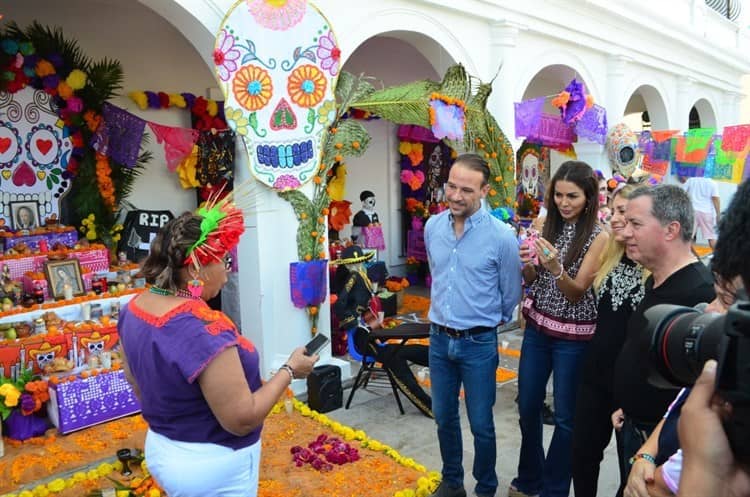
[629,453,656,465]
[279,364,295,382]
[553,266,565,280]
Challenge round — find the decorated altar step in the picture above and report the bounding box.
[1,400,438,497]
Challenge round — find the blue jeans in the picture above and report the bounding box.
[512,324,588,497]
[429,325,498,496]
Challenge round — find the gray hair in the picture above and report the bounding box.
[630,184,694,242]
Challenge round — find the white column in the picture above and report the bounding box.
[233,148,350,391]
[488,21,523,149]
[676,77,695,130]
[720,91,742,128]
[606,55,630,125]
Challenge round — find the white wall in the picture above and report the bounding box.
[3,0,216,217]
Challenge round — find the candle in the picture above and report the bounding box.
[63,283,73,301]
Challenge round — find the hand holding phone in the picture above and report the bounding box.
[304,333,329,356]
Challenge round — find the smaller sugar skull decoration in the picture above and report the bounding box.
[215,0,339,190]
[606,123,640,178]
[28,342,63,372]
[81,331,110,356]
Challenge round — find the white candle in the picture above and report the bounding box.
[63,283,73,301]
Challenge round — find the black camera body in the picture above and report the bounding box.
[642,290,750,466]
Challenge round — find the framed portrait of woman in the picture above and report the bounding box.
[44,259,85,299]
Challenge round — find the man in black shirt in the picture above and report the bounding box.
[611,185,715,494]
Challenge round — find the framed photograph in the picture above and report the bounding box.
[45,259,85,300]
[9,201,40,231]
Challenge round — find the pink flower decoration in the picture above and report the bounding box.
[273,174,302,190]
[214,29,241,82]
[317,31,340,76]
[247,0,307,31]
[67,96,84,113]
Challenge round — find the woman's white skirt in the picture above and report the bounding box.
[145,429,261,497]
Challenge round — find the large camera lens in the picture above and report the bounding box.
[642,304,726,388]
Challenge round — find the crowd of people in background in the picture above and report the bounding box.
[424,154,748,497]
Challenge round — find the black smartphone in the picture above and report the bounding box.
[304,333,329,356]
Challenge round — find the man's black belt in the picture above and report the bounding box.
[434,324,495,338]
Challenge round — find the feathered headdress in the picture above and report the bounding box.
[184,185,246,268]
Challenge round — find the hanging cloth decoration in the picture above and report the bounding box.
[91,102,146,168]
[684,128,715,154]
[674,135,712,164]
[721,124,750,152]
[514,97,545,139]
[148,122,199,172]
[196,129,235,186]
[709,138,747,182]
[289,259,329,309]
[575,104,608,145]
[428,93,466,141]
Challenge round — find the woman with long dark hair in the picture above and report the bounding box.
[510,161,609,497]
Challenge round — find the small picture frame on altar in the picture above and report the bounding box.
[9,201,40,231]
[45,259,85,300]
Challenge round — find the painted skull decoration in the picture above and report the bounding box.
[520,151,541,198]
[0,87,74,224]
[606,123,640,178]
[215,0,339,190]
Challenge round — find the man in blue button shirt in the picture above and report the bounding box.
[425,153,522,497]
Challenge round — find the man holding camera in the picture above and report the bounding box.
[611,184,715,493]
[677,178,750,497]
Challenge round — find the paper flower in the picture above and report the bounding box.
[273,174,302,190]
[317,31,340,76]
[400,169,425,191]
[225,106,250,136]
[288,64,327,108]
[66,69,87,90]
[317,99,337,126]
[233,64,273,111]
[214,29,241,82]
[247,0,307,31]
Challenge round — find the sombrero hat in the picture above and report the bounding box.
[334,246,374,265]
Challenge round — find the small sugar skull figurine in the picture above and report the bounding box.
[28,342,63,372]
[0,87,74,225]
[215,0,339,190]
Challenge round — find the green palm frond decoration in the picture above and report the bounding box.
[349,80,440,128]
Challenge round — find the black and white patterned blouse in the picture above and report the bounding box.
[522,222,602,340]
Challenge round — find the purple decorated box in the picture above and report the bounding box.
[47,369,141,434]
[3,230,78,251]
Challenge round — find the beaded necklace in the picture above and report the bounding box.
[149,286,201,300]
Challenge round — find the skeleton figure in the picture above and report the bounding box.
[351,190,379,243]
[215,1,339,190]
[81,332,110,356]
[0,88,74,225]
[427,145,445,203]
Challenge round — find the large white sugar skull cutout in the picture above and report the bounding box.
[0,87,73,225]
[606,123,640,178]
[216,0,338,190]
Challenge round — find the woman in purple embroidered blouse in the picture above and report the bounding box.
[118,201,319,497]
[510,161,609,497]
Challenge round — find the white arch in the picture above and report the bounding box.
[341,9,474,76]
[514,50,600,103]
[692,97,718,129]
[621,82,671,130]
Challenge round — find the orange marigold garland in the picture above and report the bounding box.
[94,153,116,211]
